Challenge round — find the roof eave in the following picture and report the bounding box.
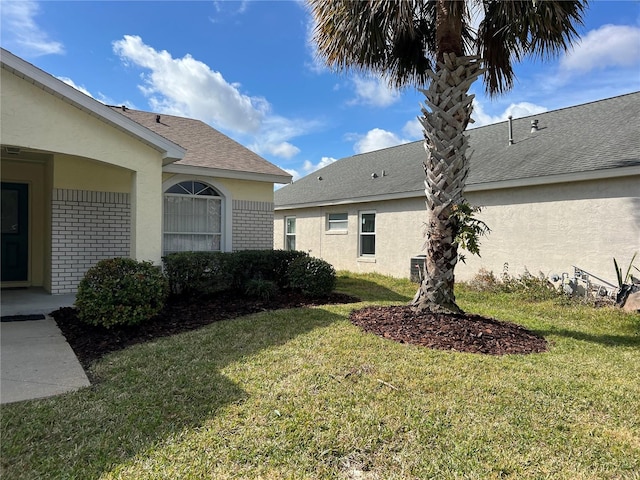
[163,163,292,184]
[1,48,186,162]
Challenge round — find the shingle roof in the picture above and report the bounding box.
[275,92,640,208]
[109,107,291,181]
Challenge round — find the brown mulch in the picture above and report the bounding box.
[51,291,358,371]
[52,294,548,375]
[350,305,548,355]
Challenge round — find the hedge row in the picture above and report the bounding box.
[162,249,309,296]
[75,251,336,329]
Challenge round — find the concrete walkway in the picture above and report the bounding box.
[1,289,90,404]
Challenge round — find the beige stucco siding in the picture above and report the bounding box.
[461,176,640,282]
[54,155,132,193]
[1,67,166,264]
[275,175,639,284]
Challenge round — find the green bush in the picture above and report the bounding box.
[76,257,168,328]
[287,256,336,298]
[244,278,278,301]
[162,252,230,296]
[163,250,308,296]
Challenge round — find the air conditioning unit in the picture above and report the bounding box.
[410,255,426,283]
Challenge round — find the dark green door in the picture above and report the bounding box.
[1,182,29,282]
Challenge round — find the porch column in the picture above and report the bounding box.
[130,167,163,264]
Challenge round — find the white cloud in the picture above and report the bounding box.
[349,76,400,107]
[471,100,548,128]
[282,156,337,183]
[402,118,424,140]
[57,77,94,99]
[560,24,640,74]
[0,0,64,57]
[258,142,301,159]
[113,35,266,134]
[112,35,314,159]
[353,128,410,154]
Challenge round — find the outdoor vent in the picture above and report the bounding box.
[4,146,21,155]
[531,119,539,133]
[410,255,427,283]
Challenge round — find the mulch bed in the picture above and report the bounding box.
[52,293,548,375]
[350,305,548,355]
[51,291,358,371]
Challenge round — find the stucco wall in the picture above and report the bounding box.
[1,67,166,264]
[275,175,640,284]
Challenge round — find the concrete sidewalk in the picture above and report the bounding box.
[1,290,90,404]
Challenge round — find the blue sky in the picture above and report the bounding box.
[2,0,639,183]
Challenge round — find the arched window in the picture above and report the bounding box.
[163,180,223,255]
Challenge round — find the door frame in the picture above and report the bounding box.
[1,181,31,287]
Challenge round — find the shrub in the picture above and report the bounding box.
[162,252,230,296]
[163,250,308,296]
[244,278,278,301]
[76,257,168,328]
[287,256,336,298]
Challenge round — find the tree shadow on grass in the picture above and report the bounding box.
[0,307,344,479]
[538,327,640,348]
[336,274,413,303]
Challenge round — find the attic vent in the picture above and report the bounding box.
[531,119,539,133]
[371,173,378,179]
[156,115,161,123]
[121,105,127,112]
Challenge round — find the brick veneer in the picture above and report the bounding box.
[51,189,130,294]
[232,200,274,251]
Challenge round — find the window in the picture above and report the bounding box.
[359,212,376,256]
[163,181,222,255]
[327,213,348,231]
[285,216,296,251]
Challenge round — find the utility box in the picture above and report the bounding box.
[410,255,426,283]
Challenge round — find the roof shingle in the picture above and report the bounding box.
[109,107,291,180]
[275,92,640,208]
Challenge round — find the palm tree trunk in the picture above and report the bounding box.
[410,53,483,315]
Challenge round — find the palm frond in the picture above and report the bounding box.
[477,0,587,95]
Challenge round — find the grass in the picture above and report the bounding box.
[2,272,639,479]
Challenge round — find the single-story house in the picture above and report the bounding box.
[274,92,640,285]
[1,48,291,294]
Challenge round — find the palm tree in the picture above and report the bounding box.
[308,0,587,314]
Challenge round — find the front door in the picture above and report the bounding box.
[1,182,29,283]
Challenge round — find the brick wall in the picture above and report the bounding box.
[51,189,130,294]
[232,200,274,251]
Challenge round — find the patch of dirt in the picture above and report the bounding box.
[350,305,548,355]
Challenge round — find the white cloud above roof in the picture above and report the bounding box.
[283,156,337,183]
[354,128,411,154]
[471,100,548,128]
[112,35,313,160]
[0,0,64,57]
[560,24,640,74]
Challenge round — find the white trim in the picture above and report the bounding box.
[275,166,640,210]
[284,215,296,251]
[163,163,292,184]
[161,175,233,253]
[358,210,376,258]
[1,48,185,163]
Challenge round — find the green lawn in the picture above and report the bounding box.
[2,273,638,479]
